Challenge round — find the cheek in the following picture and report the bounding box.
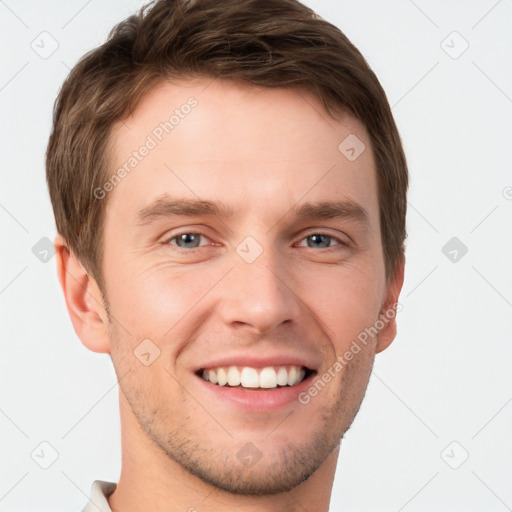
[294,263,382,350]
[103,259,227,337]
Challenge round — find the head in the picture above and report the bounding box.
[48,0,408,496]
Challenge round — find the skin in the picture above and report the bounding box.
[56,78,404,511]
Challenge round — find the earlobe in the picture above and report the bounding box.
[55,235,111,354]
[376,259,405,354]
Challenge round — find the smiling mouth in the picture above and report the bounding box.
[196,365,316,390]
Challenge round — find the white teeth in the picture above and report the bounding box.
[276,367,288,386]
[200,365,308,389]
[288,366,298,386]
[217,367,228,386]
[240,367,259,388]
[208,369,218,384]
[259,367,277,388]
[227,366,241,386]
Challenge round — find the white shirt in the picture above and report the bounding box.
[81,480,116,512]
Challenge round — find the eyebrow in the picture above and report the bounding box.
[136,196,234,225]
[294,200,369,226]
[136,195,369,228]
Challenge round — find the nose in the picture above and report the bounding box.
[218,247,301,335]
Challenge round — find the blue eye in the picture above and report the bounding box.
[167,232,344,251]
[170,233,204,249]
[300,234,341,249]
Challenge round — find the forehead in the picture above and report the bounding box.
[107,78,378,226]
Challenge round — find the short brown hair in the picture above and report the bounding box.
[46,0,408,290]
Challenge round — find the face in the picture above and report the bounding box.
[96,78,401,494]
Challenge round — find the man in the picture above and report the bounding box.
[46,0,408,510]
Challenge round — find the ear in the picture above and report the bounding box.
[55,235,111,353]
[375,259,405,354]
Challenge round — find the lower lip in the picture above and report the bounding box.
[195,372,316,413]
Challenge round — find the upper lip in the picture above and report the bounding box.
[194,353,319,373]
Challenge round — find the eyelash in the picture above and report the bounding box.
[165,231,348,250]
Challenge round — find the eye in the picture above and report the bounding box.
[298,234,342,249]
[168,233,208,249]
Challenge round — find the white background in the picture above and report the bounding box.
[1,1,511,510]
